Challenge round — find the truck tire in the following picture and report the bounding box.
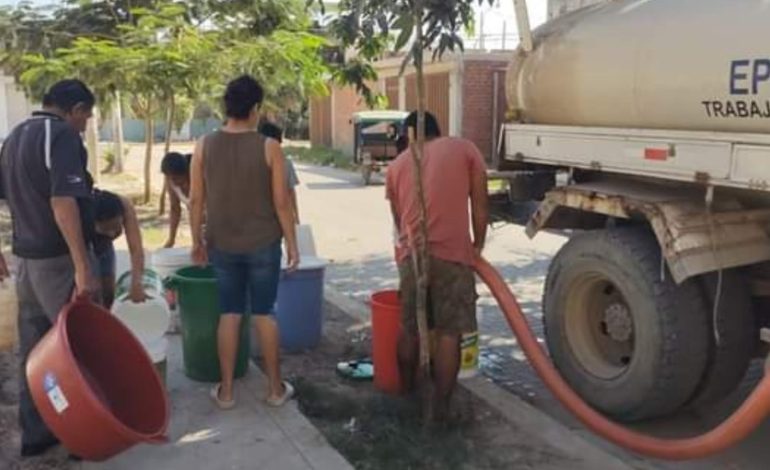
[543,227,709,421]
[687,271,755,409]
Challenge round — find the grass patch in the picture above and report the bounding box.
[284,145,355,171]
[293,378,473,470]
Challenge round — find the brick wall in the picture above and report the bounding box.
[405,72,450,137]
[332,85,370,157]
[461,60,508,162]
[385,77,400,110]
[309,95,332,148]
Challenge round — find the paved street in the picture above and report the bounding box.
[292,160,770,470]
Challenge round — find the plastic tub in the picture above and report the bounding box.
[168,266,250,382]
[26,299,168,461]
[276,257,327,353]
[371,290,402,395]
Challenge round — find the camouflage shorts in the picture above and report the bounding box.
[398,257,478,335]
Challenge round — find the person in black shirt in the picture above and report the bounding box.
[0,79,97,458]
[92,189,146,309]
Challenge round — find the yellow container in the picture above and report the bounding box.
[458,331,479,379]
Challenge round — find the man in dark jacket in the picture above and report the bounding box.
[0,79,98,457]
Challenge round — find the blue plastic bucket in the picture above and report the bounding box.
[275,258,326,352]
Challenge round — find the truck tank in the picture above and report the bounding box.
[507,0,770,133]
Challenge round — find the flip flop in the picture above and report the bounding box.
[336,359,374,381]
[210,384,236,410]
[266,381,295,407]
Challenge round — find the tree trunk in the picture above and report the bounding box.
[113,91,125,174]
[144,114,154,204]
[159,94,176,216]
[86,107,100,185]
[164,94,175,156]
[410,1,433,424]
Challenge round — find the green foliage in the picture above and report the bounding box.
[19,37,126,105]
[227,31,329,114]
[4,1,329,116]
[311,0,494,107]
[187,0,311,35]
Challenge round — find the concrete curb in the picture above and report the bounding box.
[324,286,636,470]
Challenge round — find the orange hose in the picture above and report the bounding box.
[474,256,770,460]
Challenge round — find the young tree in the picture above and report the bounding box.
[9,0,330,205]
[18,37,133,181]
[315,0,493,421]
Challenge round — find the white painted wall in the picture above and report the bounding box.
[548,0,608,19]
[0,75,33,140]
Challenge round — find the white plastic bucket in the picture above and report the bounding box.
[296,225,317,257]
[112,295,170,345]
[151,248,193,280]
[151,248,193,334]
[145,336,168,364]
[0,278,18,351]
[144,336,168,386]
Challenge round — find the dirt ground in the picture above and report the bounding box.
[279,302,578,470]
[0,349,72,470]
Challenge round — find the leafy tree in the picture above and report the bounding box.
[6,0,330,205]
[186,0,310,35]
[225,31,329,115]
[314,0,493,421]
[19,37,134,181]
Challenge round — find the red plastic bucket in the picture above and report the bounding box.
[26,299,169,461]
[371,290,402,394]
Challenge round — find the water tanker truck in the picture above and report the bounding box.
[503,0,770,421]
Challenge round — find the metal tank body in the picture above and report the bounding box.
[507,0,770,133]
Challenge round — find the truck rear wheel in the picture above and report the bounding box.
[687,270,755,409]
[543,228,709,421]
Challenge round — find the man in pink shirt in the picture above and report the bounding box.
[386,111,489,420]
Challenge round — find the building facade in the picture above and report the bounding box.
[310,51,510,162]
[0,74,34,140]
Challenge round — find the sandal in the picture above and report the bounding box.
[336,359,374,381]
[266,381,295,407]
[210,384,236,410]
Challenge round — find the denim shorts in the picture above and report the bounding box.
[209,240,282,315]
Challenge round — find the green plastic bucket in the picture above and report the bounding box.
[167,266,250,382]
[115,269,162,299]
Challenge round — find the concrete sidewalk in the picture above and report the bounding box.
[81,336,351,470]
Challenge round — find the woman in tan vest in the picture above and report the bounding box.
[190,75,299,409]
